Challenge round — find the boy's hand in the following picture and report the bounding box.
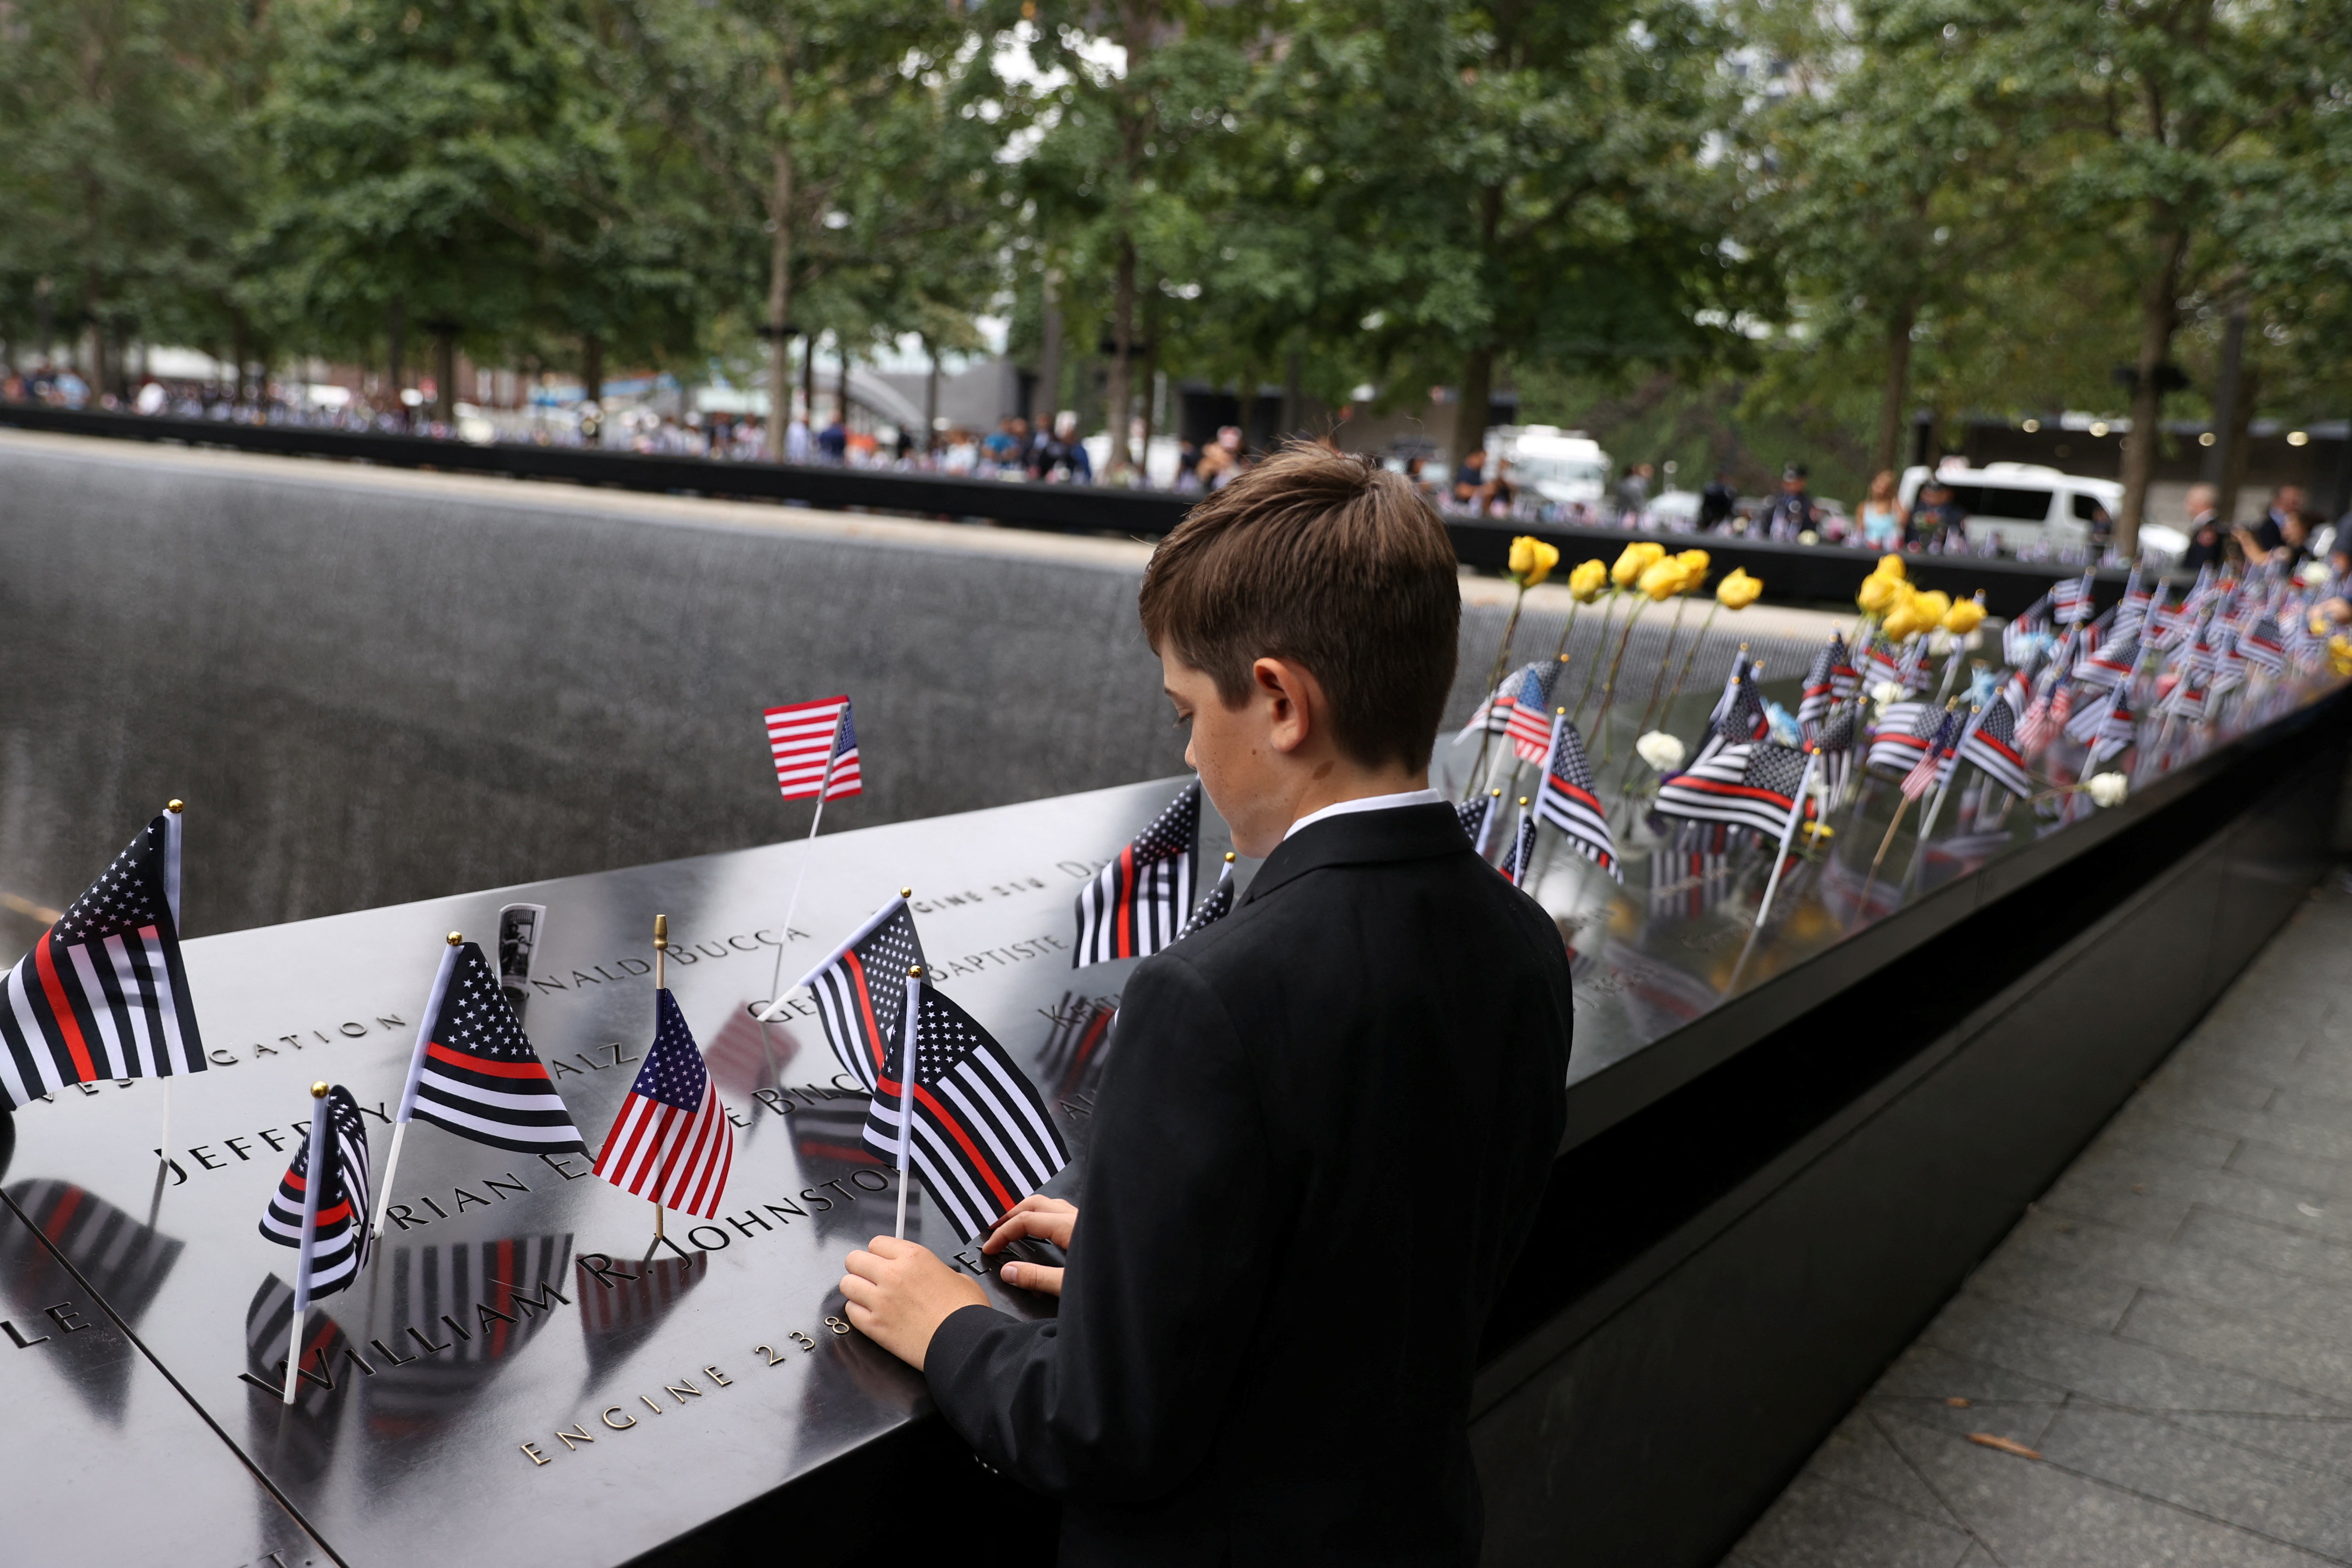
[983,1195,1077,1296]
[839,1237,989,1370]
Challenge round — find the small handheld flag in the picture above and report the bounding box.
[1501,797,1537,886]
[0,805,205,1109]
[260,1082,373,1403]
[1533,711,1618,881]
[764,695,862,801]
[1655,740,1811,840]
[798,893,925,1094]
[1178,853,1238,939]
[1072,781,1199,967]
[372,933,587,1243]
[1957,694,2034,798]
[593,923,736,1226]
[862,968,1069,1243]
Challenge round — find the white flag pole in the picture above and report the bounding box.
[1749,747,1819,935]
[762,705,849,1024]
[159,800,185,1171]
[894,967,923,1241]
[282,1081,330,1406]
[369,933,463,1246]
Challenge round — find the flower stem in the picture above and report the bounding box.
[1569,591,1621,726]
[1465,586,1528,797]
[1614,595,1692,794]
[1592,598,1652,766]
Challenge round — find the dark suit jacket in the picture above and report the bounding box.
[926,802,1574,1565]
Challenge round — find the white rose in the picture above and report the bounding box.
[1870,680,1906,708]
[1635,732,1686,773]
[2086,772,2128,808]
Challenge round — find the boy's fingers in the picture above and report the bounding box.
[843,1248,878,1280]
[981,1212,1054,1252]
[838,1271,879,1308]
[999,1261,1065,1296]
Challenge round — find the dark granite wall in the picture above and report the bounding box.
[0,438,1828,949]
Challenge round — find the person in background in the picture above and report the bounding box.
[1761,464,1817,541]
[1613,462,1653,524]
[2180,483,2227,571]
[817,412,849,463]
[1173,436,1205,493]
[981,415,1024,471]
[1452,449,1497,510]
[1698,470,1738,533]
[1907,478,1967,551]
[1858,471,1905,551]
[2237,484,2307,566]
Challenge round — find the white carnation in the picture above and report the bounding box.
[2086,772,2129,808]
[1635,732,1686,773]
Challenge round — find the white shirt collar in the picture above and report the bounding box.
[1282,788,1443,842]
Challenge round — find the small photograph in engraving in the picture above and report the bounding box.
[497,902,547,1005]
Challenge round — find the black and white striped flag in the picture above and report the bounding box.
[802,898,925,1096]
[1533,712,1618,881]
[260,1085,374,1301]
[0,810,204,1108]
[862,981,1068,1243]
[1072,781,1198,968]
[401,941,586,1155]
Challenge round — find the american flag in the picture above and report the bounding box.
[1811,699,1860,804]
[1796,635,1850,726]
[1958,696,2034,797]
[764,695,862,801]
[260,1086,374,1301]
[1694,657,1768,768]
[862,979,1068,1243]
[1453,796,1492,846]
[1505,664,1566,761]
[1864,635,1909,691]
[1072,781,1198,967]
[1464,659,1561,746]
[805,898,924,1094]
[2207,631,2250,699]
[2161,672,2210,722]
[2052,571,2095,626]
[2240,615,2288,675]
[405,941,586,1154]
[0,811,204,1109]
[2082,678,2140,766]
[1900,710,1960,801]
[1534,713,1618,881]
[592,990,736,1220]
[2072,632,2139,690]
[1501,801,1538,886]
[1866,699,1934,775]
[1655,740,1811,839]
[2113,572,2152,638]
[1039,992,1118,1101]
[1178,855,1237,938]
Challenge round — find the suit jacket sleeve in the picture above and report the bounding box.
[923,950,1279,1502]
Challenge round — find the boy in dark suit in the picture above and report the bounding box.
[841,446,1574,1565]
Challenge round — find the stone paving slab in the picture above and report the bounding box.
[1725,880,2352,1566]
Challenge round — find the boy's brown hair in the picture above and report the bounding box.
[1138,445,1460,771]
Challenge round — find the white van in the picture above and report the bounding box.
[1898,463,2126,558]
[1490,426,1613,513]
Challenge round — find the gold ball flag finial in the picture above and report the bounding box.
[908,964,925,978]
[165,799,185,814]
[901,886,913,898]
[1518,796,1531,807]
[445,931,463,947]
[1489,787,1503,799]
[310,1081,330,1098]
[653,914,669,950]
[1223,851,1237,864]
[1556,706,1568,716]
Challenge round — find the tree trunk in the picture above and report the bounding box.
[1137,332,1161,484]
[836,345,851,431]
[2220,367,2259,529]
[800,334,815,437]
[579,333,602,443]
[435,326,459,426]
[1107,237,1137,475]
[1453,345,1495,468]
[1873,299,1916,478]
[764,138,795,458]
[230,310,250,405]
[923,340,940,453]
[2204,295,2248,505]
[387,297,408,429]
[2116,228,2187,558]
[1032,270,1063,430]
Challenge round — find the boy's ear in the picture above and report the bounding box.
[1254,657,1324,754]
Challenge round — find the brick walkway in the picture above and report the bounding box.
[1727,877,2352,1567]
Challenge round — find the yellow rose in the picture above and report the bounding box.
[1716,568,1762,610]
[2331,634,2352,677]
[1943,596,1986,636]
[1566,558,1607,603]
[1637,559,1683,601]
[1912,590,1951,624]
[1856,573,1899,614]
[1507,535,1560,589]
[1881,589,1926,640]
[1874,554,1907,580]
[1675,548,1711,577]
[1610,541,1667,588]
